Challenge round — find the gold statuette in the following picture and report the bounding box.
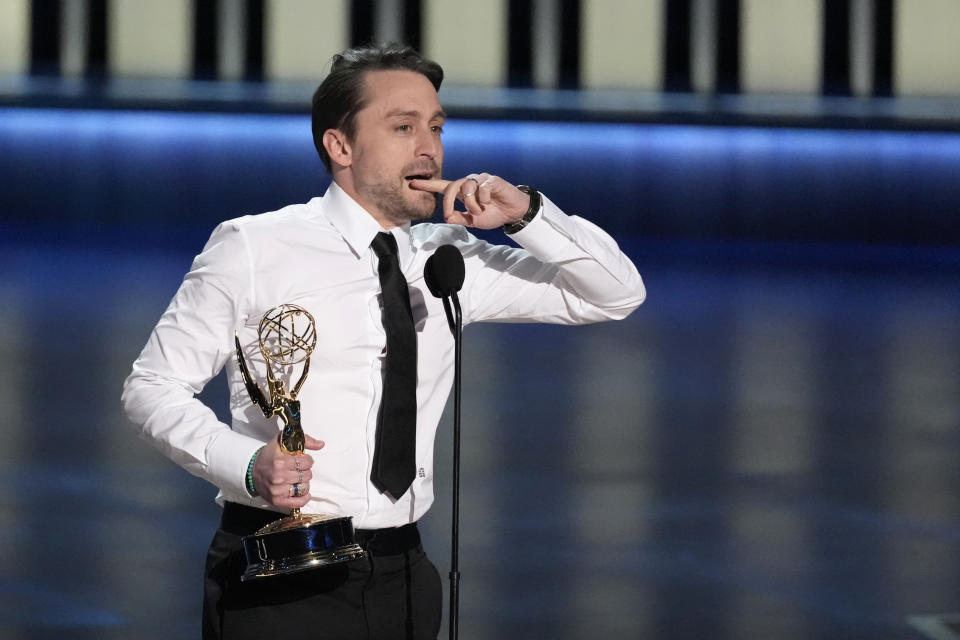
[235,304,365,580]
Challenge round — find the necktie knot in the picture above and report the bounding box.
[371,232,399,260]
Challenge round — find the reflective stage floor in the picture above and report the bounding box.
[0,236,958,639]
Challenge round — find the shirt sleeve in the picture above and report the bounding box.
[121,221,263,496]
[460,193,646,325]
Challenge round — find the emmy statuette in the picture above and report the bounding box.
[235,304,366,580]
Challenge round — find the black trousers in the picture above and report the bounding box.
[203,503,443,640]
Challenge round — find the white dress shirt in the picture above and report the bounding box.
[122,181,645,530]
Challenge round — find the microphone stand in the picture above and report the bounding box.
[426,244,466,640]
[447,291,463,640]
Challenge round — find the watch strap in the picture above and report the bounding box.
[503,185,542,234]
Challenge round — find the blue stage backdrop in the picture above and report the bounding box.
[2,107,960,247]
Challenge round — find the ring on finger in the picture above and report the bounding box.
[292,482,301,497]
[298,470,303,484]
[294,457,301,471]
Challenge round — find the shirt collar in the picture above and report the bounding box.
[319,181,415,266]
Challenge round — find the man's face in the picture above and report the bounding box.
[344,70,446,227]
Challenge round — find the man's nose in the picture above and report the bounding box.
[416,129,441,158]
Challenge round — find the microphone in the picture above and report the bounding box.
[424,245,465,334]
[423,244,465,640]
[424,244,465,297]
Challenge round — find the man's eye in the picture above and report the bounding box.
[396,124,411,132]
[431,126,444,134]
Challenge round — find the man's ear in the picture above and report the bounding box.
[323,129,352,168]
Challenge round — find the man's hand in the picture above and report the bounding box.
[409,173,530,230]
[252,434,324,509]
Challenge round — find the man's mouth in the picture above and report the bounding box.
[404,173,434,190]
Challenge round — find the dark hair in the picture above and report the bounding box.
[311,43,444,172]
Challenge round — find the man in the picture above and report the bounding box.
[122,43,645,639]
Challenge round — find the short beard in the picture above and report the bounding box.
[368,181,436,224]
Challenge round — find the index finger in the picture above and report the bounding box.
[408,178,451,193]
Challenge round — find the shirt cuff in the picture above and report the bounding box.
[505,193,575,260]
[206,430,269,499]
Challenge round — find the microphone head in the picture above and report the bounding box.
[424,244,465,297]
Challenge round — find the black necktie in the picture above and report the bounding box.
[370,232,418,499]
